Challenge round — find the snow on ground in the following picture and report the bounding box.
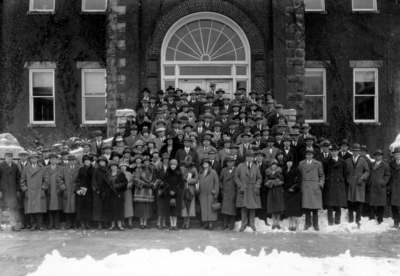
[235,209,395,234]
[28,246,400,276]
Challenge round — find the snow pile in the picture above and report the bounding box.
[235,209,394,234]
[28,247,400,276]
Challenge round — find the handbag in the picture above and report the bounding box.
[169,198,176,207]
[211,202,221,212]
[157,188,165,198]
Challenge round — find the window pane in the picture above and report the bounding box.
[85,97,106,121]
[180,66,231,75]
[353,0,375,10]
[32,0,54,10]
[84,0,107,11]
[305,70,324,95]
[84,72,106,95]
[305,96,324,120]
[165,67,175,76]
[355,71,375,95]
[236,66,246,75]
[33,72,53,96]
[304,0,324,10]
[33,98,54,121]
[355,96,375,120]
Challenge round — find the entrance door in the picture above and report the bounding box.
[179,79,233,99]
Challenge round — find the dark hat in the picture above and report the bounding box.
[302,123,311,129]
[203,114,213,120]
[261,126,270,132]
[132,154,144,163]
[216,88,225,94]
[265,91,273,96]
[239,99,248,104]
[111,151,123,158]
[161,153,170,160]
[282,134,292,142]
[223,97,230,101]
[49,153,58,159]
[208,149,217,155]
[60,149,70,155]
[320,140,331,147]
[194,86,202,91]
[175,88,183,93]
[285,155,295,163]
[123,148,133,154]
[108,160,119,168]
[340,139,350,146]
[228,120,237,125]
[195,117,204,122]
[255,150,265,157]
[223,138,232,143]
[275,104,284,109]
[209,82,216,87]
[305,135,316,141]
[238,87,246,91]
[206,94,214,99]
[142,87,151,93]
[182,137,192,143]
[67,155,77,161]
[231,103,240,108]
[150,95,158,100]
[352,143,361,151]
[42,147,51,152]
[19,150,29,156]
[230,144,239,149]
[141,99,150,104]
[274,131,283,136]
[183,124,193,129]
[200,157,211,165]
[373,149,384,156]
[212,101,221,107]
[28,152,40,159]
[82,155,93,162]
[225,156,235,162]
[305,149,315,155]
[220,109,228,115]
[189,90,198,95]
[242,132,251,138]
[290,129,300,136]
[266,136,275,143]
[172,118,181,124]
[249,90,258,95]
[157,90,165,95]
[181,92,189,97]
[393,147,400,154]
[360,145,368,152]
[244,150,255,157]
[253,131,262,137]
[254,116,263,121]
[166,85,175,91]
[213,121,221,127]
[97,156,108,164]
[174,96,182,102]
[93,130,103,136]
[243,122,251,128]
[102,145,112,150]
[234,91,242,96]
[292,123,301,129]
[118,123,127,128]
[330,144,340,151]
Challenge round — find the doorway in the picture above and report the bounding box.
[179,79,233,98]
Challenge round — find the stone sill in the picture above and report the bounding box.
[27,124,56,128]
[307,122,330,127]
[80,124,107,127]
[351,10,380,14]
[305,11,327,14]
[26,11,55,15]
[354,122,381,126]
[80,11,107,15]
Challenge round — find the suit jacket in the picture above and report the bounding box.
[91,141,104,156]
[298,159,325,209]
[188,100,201,118]
[339,151,353,160]
[274,140,284,151]
[137,108,153,126]
[175,148,199,168]
[222,155,245,168]
[251,140,267,150]
[227,129,241,142]
[194,126,207,141]
[238,143,253,158]
[262,146,279,162]
[218,148,231,165]
[345,156,370,203]
[282,147,299,165]
[210,159,222,175]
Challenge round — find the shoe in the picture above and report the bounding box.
[328,222,333,226]
[181,223,186,229]
[276,225,281,230]
[55,226,60,230]
[272,225,276,230]
[26,225,32,229]
[0,227,3,231]
[208,225,213,231]
[85,224,92,230]
[229,224,234,230]
[304,224,311,230]
[143,225,151,229]
[39,227,45,231]
[140,225,145,230]
[129,225,134,230]
[98,224,103,230]
[221,224,228,230]
[391,223,399,229]
[250,225,256,232]
[313,225,320,231]
[157,225,163,230]
[30,226,37,231]
[47,226,53,230]
[174,226,179,231]
[239,226,246,232]
[11,226,20,232]
[108,227,115,231]
[264,220,270,226]
[162,226,169,229]
[200,223,209,230]
[117,227,125,231]
[185,224,190,230]
[356,222,361,229]
[20,225,26,230]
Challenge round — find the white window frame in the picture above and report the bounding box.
[29,69,56,124]
[82,0,107,12]
[29,0,55,12]
[304,0,325,12]
[161,12,251,98]
[353,68,378,123]
[352,0,377,11]
[82,69,107,124]
[304,68,327,123]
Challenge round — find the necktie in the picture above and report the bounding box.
[185,148,189,154]
[325,153,328,159]
[397,161,400,165]
[353,157,357,163]
[247,163,251,171]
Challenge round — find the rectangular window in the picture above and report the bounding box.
[30,0,55,12]
[82,69,107,124]
[353,68,378,122]
[352,0,377,11]
[30,69,55,124]
[304,68,326,123]
[82,0,107,12]
[304,0,325,11]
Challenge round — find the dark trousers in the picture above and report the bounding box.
[48,210,61,228]
[304,208,318,226]
[30,213,44,227]
[241,207,255,227]
[369,206,384,223]
[327,206,341,224]
[223,214,235,226]
[392,206,400,223]
[348,201,362,223]
[65,213,77,227]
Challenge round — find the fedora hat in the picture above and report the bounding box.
[393,147,400,154]
[225,156,235,163]
[340,139,350,146]
[244,150,255,157]
[107,160,119,169]
[352,143,361,151]
[302,123,311,129]
[304,135,316,142]
[305,149,315,155]
[373,149,384,156]
[320,140,331,147]
[97,156,108,164]
[161,153,170,160]
[330,144,340,151]
[82,155,93,162]
[282,134,292,142]
[360,145,368,152]
[67,155,77,161]
[93,130,103,136]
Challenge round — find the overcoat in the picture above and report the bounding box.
[282,165,302,217]
[164,167,184,217]
[389,160,400,206]
[345,157,370,203]
[197,146,219,162]
[234,162,262,209]
[75,165,95,221]
[199,168,219,221]
[298,159,325,209]
[219,166,237,216]
[57,165,81,213]
[262,146,279,162]
[123,171,134,218]
[91,166,107,221]
[180,165,198,217]
[265,167,285,214]
[102,170,128,221]
[0,162,21,208]
[46,165,63,210]
[20,164,49,213]
[367,161,391,206]
[323,158,347,207]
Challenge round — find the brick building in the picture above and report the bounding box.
[0,0,399,153]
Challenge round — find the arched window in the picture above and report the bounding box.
[161,13,251,98]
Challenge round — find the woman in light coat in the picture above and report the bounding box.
[198,157,219,231]
[180,155,199,229]
[120,162,134,229]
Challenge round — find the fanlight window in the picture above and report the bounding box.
[166,19,245,62]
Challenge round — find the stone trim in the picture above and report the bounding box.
[77,62,102,69]
[349,60,383,68]
[305,61,330,68]
[24,62,57,69]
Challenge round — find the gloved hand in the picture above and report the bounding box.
[214,195,218,200]
[254,190,260,196]
[170,191,175,196]
[357,181,363,187]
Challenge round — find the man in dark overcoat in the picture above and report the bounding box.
[234,150,262,232]
[345,143,370,228]
[219,156,237,230]
[0,152,21,231]
[366,150,391,224]
[389,147,400,229]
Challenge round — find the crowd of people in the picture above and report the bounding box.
[0,84,399,233]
